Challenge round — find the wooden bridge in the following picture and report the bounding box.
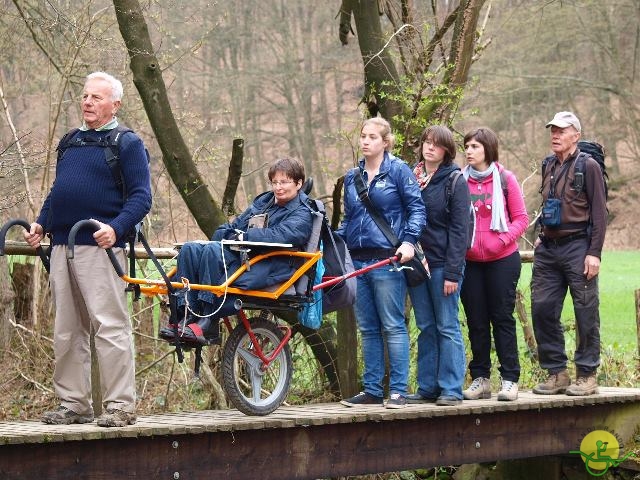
[1,387,639,479]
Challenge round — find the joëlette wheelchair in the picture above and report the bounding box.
[0,212,400,416]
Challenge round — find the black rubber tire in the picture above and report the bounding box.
[222,317,292,415]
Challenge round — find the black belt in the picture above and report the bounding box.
[541,232,588,247]
[350,247,396,260]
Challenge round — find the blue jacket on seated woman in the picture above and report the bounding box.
[175,190,314,309]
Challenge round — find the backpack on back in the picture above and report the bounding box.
[57,125,151,203]
[540,140,608,206]
[576,140,608,201]
[305,198,356,315]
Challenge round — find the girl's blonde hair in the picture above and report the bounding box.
[362,117,395,151]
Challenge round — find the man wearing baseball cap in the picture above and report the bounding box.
[531,111,607,396]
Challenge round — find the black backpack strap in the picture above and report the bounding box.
[56,128,81,163]
[573,152,588,193]
[499,169,509,200]
[104,125,133,197]
[352,168,401,248]
[101,126,141,297]
[48,128,82,231]
[445,171,462,215]
[539,155,555,194]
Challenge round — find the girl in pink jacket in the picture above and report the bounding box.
[460,127,529,401]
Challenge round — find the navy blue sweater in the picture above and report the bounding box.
[37,129,152,247]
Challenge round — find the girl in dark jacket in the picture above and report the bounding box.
[407,125,470,406]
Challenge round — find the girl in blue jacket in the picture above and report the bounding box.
[338,117,426,409]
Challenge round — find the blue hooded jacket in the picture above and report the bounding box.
[212,190,314,289]
[337,152,426,251]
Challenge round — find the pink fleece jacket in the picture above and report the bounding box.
[465,163,529,263]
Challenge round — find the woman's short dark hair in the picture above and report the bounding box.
[464,127,499,164]
[418,125,457,165]
[268,157,306,184]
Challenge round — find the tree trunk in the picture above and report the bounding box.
[0,256,15,353]
[336,308,359,398]
[431,0,487,123]
[279,310,341,396]
[221,138,245,217]
[340,0,402,120]
[112,0,227,238]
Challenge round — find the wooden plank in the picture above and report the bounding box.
[0,388,638,479]
[0,388,639,444]
[0,400,639,479]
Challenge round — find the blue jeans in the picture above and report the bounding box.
[353,259,409,398]
[409,266,466,399]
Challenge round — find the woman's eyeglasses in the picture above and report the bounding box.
[271,180,294,187]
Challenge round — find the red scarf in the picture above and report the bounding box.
[413,161,435,191]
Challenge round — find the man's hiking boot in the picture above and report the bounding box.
[497,380,519,401]
[532,370,570,395]
[96,408,137,427]
[41,405,94,425]
[566,373,599,396]
[463,377,491,400]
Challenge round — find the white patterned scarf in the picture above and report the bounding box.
[463,163,509,233]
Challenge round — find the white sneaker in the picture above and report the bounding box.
[463,377,491,400]
[497,380,518,401]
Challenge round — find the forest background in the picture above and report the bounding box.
[0,0,639,421]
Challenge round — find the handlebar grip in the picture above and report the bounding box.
[67,219,102,259]
[0,219,51,273]
[67,219,125,277]
[0,219,31,256]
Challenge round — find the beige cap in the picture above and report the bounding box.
[546,111,581,132]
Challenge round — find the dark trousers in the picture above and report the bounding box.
[531,238,600,375]
[461,251,522,382]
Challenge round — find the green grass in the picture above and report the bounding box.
[518,250,640,355]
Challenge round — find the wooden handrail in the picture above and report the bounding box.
[1,240,179,260]
[1,240,535,263]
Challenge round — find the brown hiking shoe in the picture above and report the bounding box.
[532,370,570,395]
[96,408,137,427]
[41,405,94,425]
[565,374,599,396]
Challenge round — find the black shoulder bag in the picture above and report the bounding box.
[352,168,429,287]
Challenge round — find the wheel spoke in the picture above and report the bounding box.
[237,345,263,370]
[249,368,263,402]
[222,318,292,415]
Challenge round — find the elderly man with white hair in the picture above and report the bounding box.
[531,111,607,397]
[24,71,151,426]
